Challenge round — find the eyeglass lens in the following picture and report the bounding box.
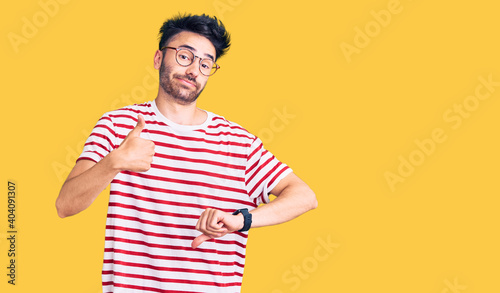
[176,49,217,76]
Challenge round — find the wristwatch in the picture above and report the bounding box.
[232,208,252,232]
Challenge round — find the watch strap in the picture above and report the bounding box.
[232,208,252,232]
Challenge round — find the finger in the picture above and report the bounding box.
[191,234,211,249]
[201,209,224,237]
[196,209,226,237]
[208,219,226,234]
[127,114,146,137]
[207,210,227,233]
[196,210,208,233]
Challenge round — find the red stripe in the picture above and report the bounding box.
[246,154,274,186]
[246,138,262,175]
[207,122,247,132]
[136,119,169,127]
[113,127,248,159]
[109,190,237,213]
[255,192,265,206]
[99,116,112,123]
[94,124,116,137]
[195,129,254,140]
[90,132,116,149]
[103,259,243,277]
[119,107,155,116]
[113,121,250,148]
[246,159,259,177]
[103,273,241,290]
[106,225,195,239]
[121,170,247,195]
[253,165,288,204]
[154,152,245,170]
[150,163,244,183]
[111,179,256,207]
[76,156,97,163]
[206,122,249,133]
[84,141,109,153]
[105,237,246,259]
[148,129,250,147]
[106,214,247,249]
[108,202,199,220]
[210,117,248,132]
[267,163,289,190]
[105,247,244,268]
[102,281,203,293]
[248,158,280,196]
[80,150,104,159]
[109,113,137,120]
[152,140,248,159]
[108,213,197,231]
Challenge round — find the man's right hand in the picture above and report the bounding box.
[56,114,155,218]
[113,114,155,172]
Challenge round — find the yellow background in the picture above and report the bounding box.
[1,0,499,292]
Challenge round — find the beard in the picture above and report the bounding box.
[159,61,205,105]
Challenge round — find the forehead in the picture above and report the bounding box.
[167,31,216,60]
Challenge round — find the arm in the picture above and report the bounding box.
[247,172,317,227]
[56,156,118,218]
[191,172,317,248]
[55,115,155,218]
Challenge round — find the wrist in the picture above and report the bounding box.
[235,213,244,231]
[106,149,125,172]
[232,208,252,232]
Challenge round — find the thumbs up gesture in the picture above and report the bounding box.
[113,115,155,172]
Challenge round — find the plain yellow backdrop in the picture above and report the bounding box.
[1,0,499,292]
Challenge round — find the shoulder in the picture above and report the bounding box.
[101,102,155,122]
[108,102,154,117]
[207,112,257,142]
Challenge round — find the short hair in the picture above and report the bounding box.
[158,13,231,60]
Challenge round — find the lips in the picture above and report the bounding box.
[176,77,196,88]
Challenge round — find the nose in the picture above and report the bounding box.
[185,58,200,78]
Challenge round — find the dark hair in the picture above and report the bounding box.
[158,13,231,60]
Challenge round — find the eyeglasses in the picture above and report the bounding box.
[160,46,220,76]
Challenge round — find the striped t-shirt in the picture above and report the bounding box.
[78,101,292,293]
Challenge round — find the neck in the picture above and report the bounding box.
[154,92,206,126]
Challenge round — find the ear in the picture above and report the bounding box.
[154,50,163,70]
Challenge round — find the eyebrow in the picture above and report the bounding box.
[179,44,215,61]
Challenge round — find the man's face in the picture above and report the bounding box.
[157,31,216,105]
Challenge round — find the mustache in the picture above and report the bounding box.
[173,73,197,84]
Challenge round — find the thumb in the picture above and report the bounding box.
[128,114,146,137]
[191,234,211,249]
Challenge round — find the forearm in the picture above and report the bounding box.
[250,177,317,228]
[56,114,154,218]
[56,153,120,218]
[191,173,317,248]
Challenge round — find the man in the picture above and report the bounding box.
[56,14,317,293]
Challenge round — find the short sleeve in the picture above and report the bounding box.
[245,137,293,205]
[77,114,117,163]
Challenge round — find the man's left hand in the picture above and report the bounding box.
[191,208,244,249]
